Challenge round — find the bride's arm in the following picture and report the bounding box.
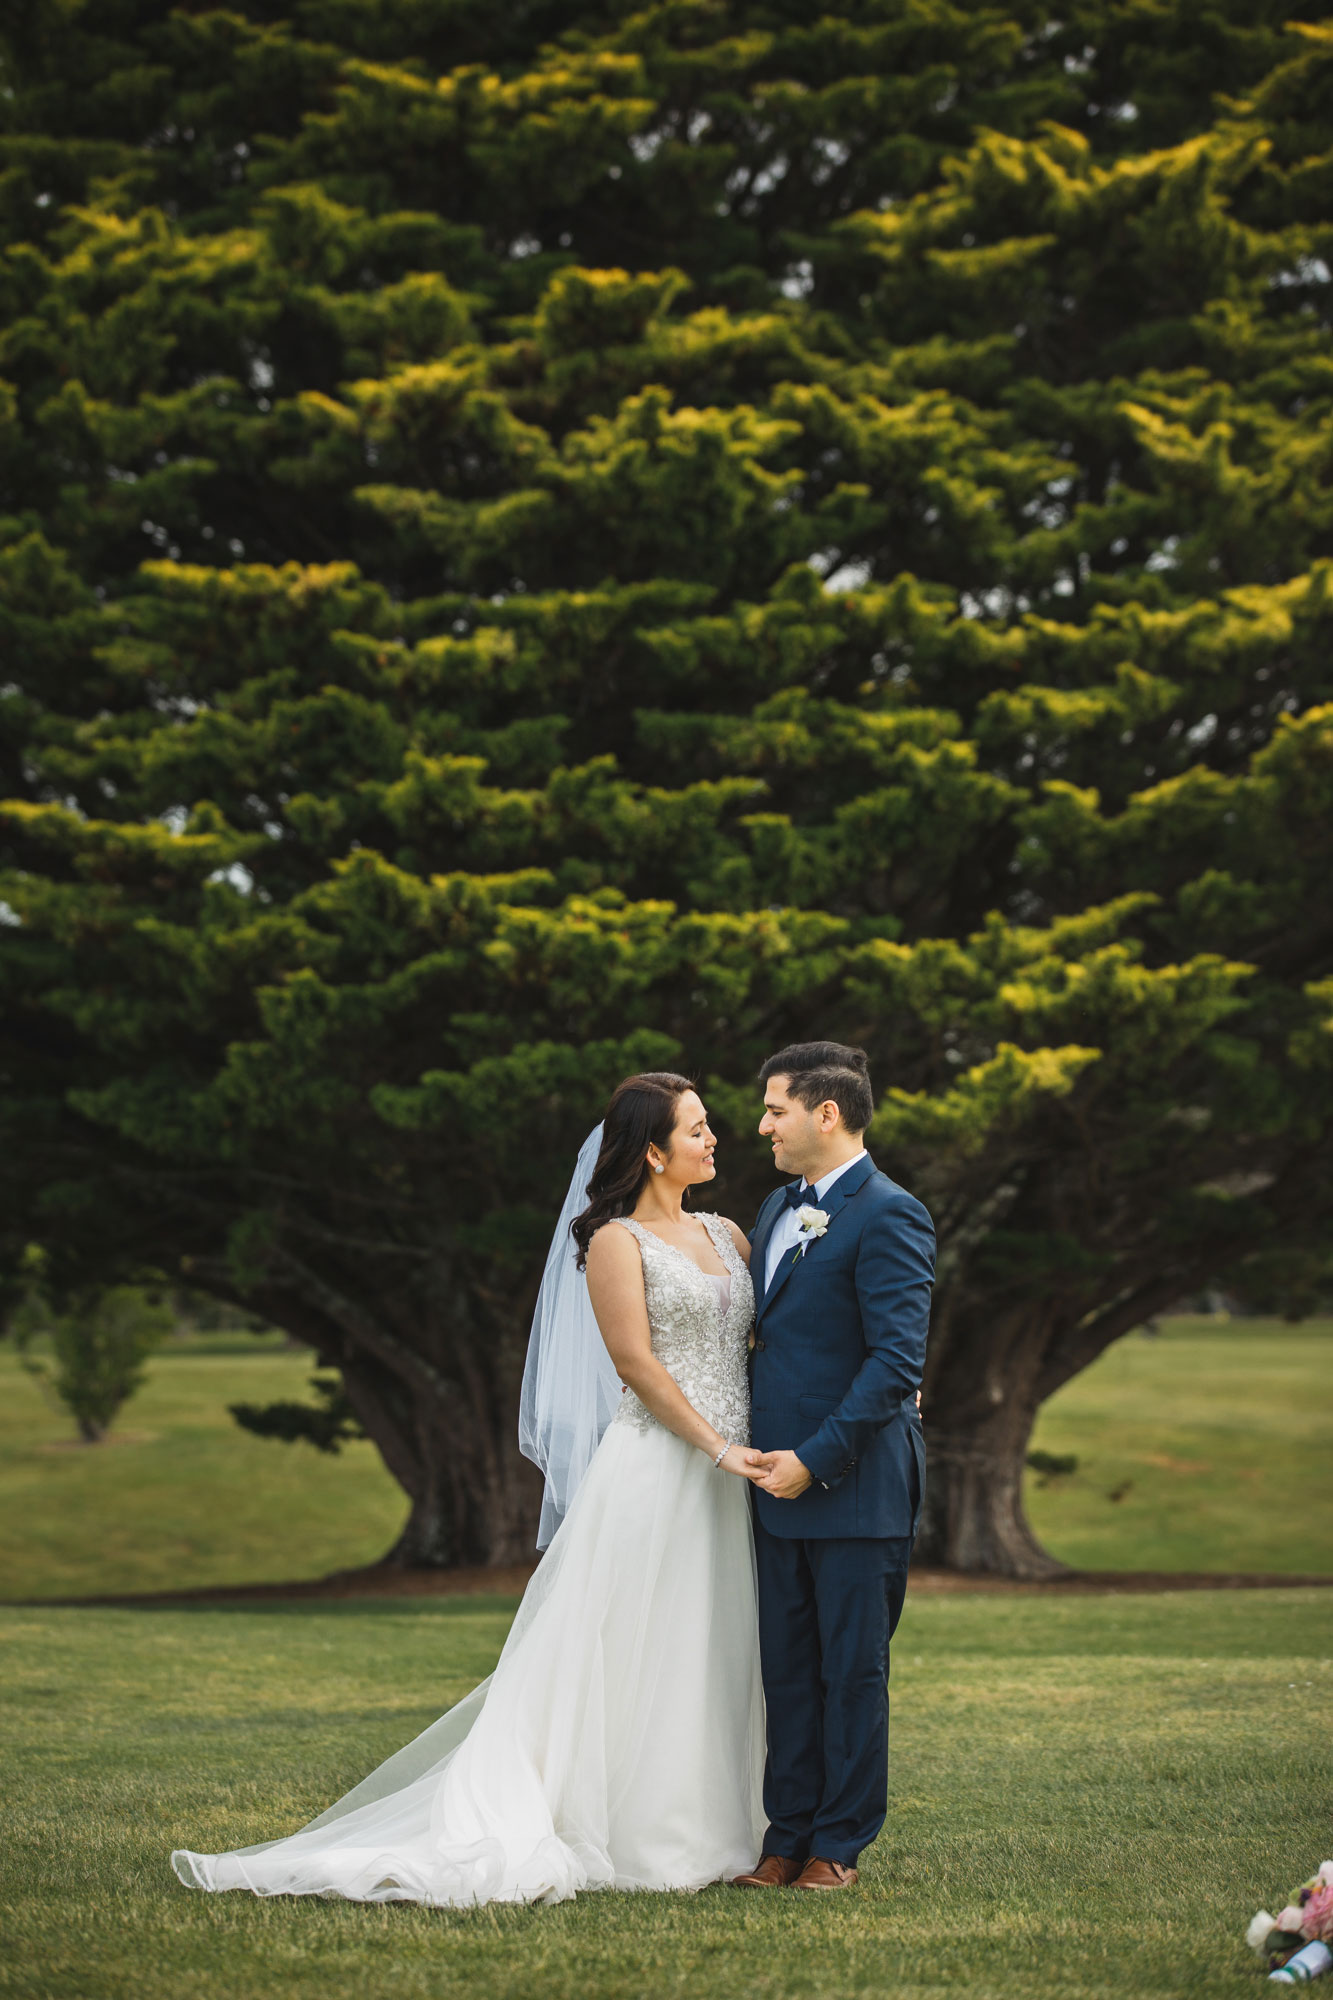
[585,1224,763,1479]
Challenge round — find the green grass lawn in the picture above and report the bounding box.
[1,1316,1329,1603]
[1,1589,1329,2000]
[0,1337,406,1600]
[1023,1316,1332,1574]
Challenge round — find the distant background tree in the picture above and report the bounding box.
[2,1,1331,1572]
[8,1255,173,1443]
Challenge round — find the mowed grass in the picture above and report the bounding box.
[1023,1316,1333,1574]
[1,1589,1330,2000]
[1,1317,1330,1603]
[0,1337,406,1600]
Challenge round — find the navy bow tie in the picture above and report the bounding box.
[783,1181,815,1209]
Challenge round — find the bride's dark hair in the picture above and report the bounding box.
[571,1072,695,1268]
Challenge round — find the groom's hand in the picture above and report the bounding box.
[754,1449,812,1499]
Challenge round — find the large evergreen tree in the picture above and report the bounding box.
[3,1,1331,1572]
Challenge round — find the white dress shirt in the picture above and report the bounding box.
[763,1150,868,1293]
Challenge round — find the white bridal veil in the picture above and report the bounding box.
[172,1115,769,1904]
[518,1123,623,1547]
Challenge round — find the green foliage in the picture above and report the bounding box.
[1025,1448,1079,1485]
[9,1272,173,1442]
[2,0,1332,1564]
[229,1372,366,1454]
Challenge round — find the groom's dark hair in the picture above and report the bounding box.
[759,1042,874,1136]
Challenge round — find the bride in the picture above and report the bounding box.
[172,1071,768,1905]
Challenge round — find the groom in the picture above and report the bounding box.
[734,1041,934,1893]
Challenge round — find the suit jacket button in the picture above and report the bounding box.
[753,1338,765,1350]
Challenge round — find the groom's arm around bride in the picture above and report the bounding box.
[735,1040,934,1892]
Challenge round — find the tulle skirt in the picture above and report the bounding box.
[171,1418,766,1905]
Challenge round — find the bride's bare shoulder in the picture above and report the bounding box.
[585,1218,642,1270]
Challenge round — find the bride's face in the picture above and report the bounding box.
[658,1090,717,1187]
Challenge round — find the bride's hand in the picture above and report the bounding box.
[720,1445,767,1480]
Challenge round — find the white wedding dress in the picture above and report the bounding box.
[172,1213,766,1905]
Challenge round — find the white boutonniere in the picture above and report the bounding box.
[790,1205,830,1265]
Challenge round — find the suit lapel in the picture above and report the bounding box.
[756,1153,877,1322]
[758,1225,801,1319]
[751,1185,797,1307]
[815,1151,875,1219]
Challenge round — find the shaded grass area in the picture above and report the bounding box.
[0,1344,406,1600]
[2,1590,1329,2000]
[1024,1316,1332,1574]
[2,1318,1330,1605]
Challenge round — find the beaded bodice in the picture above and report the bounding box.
[608,1213,754,1446]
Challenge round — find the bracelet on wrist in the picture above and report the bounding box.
[712,1440,732,1468]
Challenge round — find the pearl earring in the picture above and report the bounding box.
[652,1162,665,1174]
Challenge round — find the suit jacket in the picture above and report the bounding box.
[748,1155,934,1539]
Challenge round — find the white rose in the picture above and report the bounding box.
[796,1205,829,1237]
[1247,1912,1277,1954]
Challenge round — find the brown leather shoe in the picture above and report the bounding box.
[794,1857,859,1890]
[731,1853,805,1888]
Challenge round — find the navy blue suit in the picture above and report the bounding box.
[749,1155,934,1867]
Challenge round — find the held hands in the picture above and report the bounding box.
[719,1445,768,1480]
[715,1443,809,1495]
[751,1449,813,1499]
[734,1394,921,1496]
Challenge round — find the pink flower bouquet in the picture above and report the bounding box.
[1247,1863,1333,1980]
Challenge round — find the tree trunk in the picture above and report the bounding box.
[378,1420,543,1569]
[378,1448,540,1568]
[915,1400,1067,1579]
[383,1480,457,1569]
[913,1264,1206,1576]
[336,1343,543,1570]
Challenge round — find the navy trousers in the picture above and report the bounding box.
[753,1525,911,1868]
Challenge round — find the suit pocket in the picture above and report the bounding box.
[797,1394,839,1420]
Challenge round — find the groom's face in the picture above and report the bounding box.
[758,1075,820,1179]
